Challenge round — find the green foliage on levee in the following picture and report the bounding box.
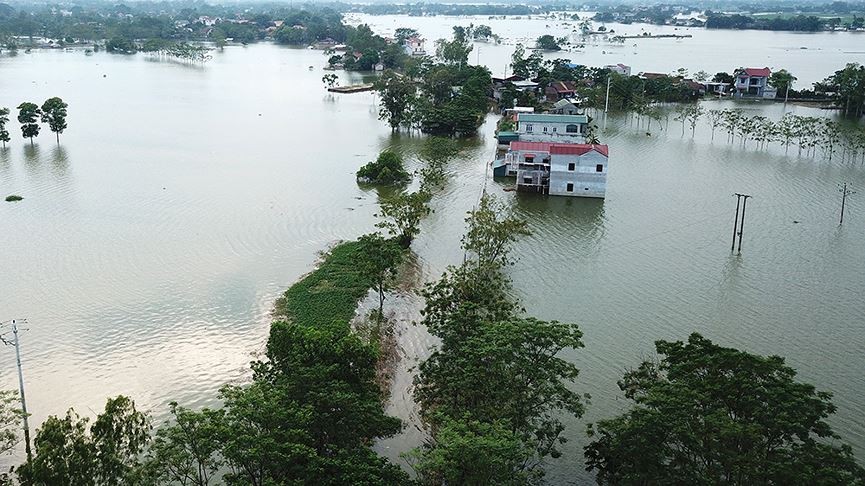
[273,241,374,328]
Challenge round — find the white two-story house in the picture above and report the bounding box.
[734,67,777,98]
[504,141,609,198]
[516,113,589,143]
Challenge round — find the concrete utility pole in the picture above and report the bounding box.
[731,193,752,254]
[1,319,31,461]
[839,182,855,225]
[604,75,611,114]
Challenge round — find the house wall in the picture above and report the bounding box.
[549,151,607,198]
[518,121,587,142]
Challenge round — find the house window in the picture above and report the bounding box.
[543,127,548,132]
[526,124,533,132]
[524,177,533,184]
[568,163,575,171]
[525,156,534,163]
[566,183,574,192]
[596,164,604,172]
[566,124,579,133]
[552,127,557,132]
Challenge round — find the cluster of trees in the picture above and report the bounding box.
[356,150,411,185]
[535,34,562,51]
[818,63,865,117]
[271,8,347,46]
[406,193,587,483]
[0,97,68,147]
[139,40,212,62]
[706,12,825,31]
[323,24,408,72]
[0,2,346,52]
[375,28,493,136]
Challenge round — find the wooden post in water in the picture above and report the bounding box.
[737,195,751,254]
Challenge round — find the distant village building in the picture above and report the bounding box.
[544,81,577,102]
[604,63,632,76]
[403,36,426,56]
[504,141,609,198]
[516,113,588,143]
[704,81,731,95]
[734,67,777,98]
[551,98,584,115]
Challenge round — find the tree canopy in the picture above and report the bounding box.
[585,333,865,485]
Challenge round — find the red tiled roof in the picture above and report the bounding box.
[550,144,609,157]
[744,67,770,77]
[511,142,609,157]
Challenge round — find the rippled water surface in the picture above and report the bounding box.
[1,25,864,484]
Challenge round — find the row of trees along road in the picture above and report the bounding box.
[0,98,68,147]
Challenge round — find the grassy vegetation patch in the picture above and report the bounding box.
[4,195,23,202]
[273,241,374,329]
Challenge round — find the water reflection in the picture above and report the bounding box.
[22,144,40,171]
[50,145,69,178]
[513,192,606,239]
[0,147,10,176]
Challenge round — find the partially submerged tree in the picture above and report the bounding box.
[356,150,411,185]
[41,97,68,144]
[356,232,403,316]
[16,102,40,146]
[585,333,865,485]
[375,190,431,248]
[410,194,586,482]
[0,107,10,148]
[374,71,417,130]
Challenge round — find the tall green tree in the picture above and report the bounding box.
[769,69,797,97]
[585,333,865,485]
[820,63,865,117]
[375,190,431,248]
[17,396,151,486]
[138,403,225,486]
[375,70,417,130]
[356,233,403,316]
[40,98,68,144]
[16,102,40,146]
[434,28,472,66]
[0,107,10,148]
[535,34,561,51]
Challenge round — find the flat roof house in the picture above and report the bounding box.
[516,113,589,143]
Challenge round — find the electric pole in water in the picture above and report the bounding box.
[604,75,611,114]
[731,193,752,254]
[838,182,855,225]
[1,319,32,461]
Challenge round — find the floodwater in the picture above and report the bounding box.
[350,12,865,85]
[1,21,864,485]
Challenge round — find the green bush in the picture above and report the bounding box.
[357,151,411,185]
[5,195,23,202]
